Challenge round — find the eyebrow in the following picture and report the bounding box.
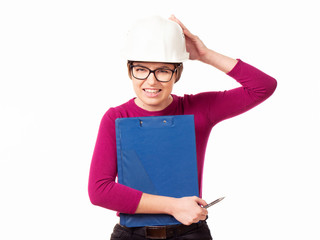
[159,66,173,69]
[133,64,174,70]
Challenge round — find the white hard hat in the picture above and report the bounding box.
[124,16,189,63]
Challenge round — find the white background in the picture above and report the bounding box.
[1,0,319,239]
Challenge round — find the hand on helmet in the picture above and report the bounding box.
[169,15,209,62]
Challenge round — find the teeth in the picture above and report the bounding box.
[145,89,160,93]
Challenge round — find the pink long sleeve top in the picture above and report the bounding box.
[88,60,277,214]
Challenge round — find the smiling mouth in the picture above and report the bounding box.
[143,89,161,93]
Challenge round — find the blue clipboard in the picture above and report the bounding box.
[115,115,199,227]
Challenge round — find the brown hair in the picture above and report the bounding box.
[127,61,183,83]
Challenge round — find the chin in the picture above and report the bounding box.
[143,98,162,106]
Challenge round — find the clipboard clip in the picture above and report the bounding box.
[138,117,174,128]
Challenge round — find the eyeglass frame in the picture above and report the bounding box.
[129,63,182,82]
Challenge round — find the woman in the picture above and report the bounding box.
[88,15,277,239]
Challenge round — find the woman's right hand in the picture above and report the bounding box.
[170,196,208,225]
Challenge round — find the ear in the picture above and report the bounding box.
[173,72,179,83]
[127,63,133,80]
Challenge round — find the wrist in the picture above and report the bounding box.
[164,197,177,215]
[199,48,213,64]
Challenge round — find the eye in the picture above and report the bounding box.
[157,69,171,74]
[135,67,147,72]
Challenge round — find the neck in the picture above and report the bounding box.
[134,95,173,112]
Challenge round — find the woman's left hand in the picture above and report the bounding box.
[169,15,209,62]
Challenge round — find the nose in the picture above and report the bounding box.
[146,71,158,85]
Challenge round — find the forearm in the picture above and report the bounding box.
[203,60,277,124]
[89,176,143,213]
[200,49,238,73]
[135,193,175,215]
[135,193,208,225]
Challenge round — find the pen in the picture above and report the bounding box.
[203,197,225,209]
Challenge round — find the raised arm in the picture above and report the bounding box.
[170,15,277,124]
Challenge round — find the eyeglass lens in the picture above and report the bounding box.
[131,66,174,82]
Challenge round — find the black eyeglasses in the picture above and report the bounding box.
[130,64,180,82]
